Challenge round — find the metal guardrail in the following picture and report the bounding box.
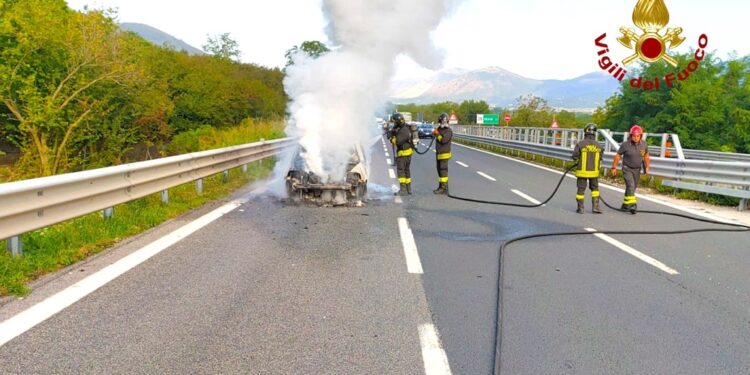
[1,138,294,254]
[453,126,750,210]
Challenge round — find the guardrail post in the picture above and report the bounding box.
[740,199,748,212]
[6,235,22,256]
[222,170,229,183]
[660,134,668,157]
[161,190,169,204]
[242,164,248,173]
[103,207,114,219]
[196,179,204,195]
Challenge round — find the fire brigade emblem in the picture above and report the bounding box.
[617,0,685,67]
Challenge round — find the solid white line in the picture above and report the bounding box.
[389,168,396,179]
[585,228,679,275]
[387,158,392,165]
[456,161,468,168]
[394,196,403,204]
[511,189,542,205]
[0,198,246,347]
[454,143,733,224]
[398,218,424,274]
[418,323,453,375]
[477,171,496,182]
[385,152,390,157]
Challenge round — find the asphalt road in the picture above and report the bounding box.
[0,134,748,374]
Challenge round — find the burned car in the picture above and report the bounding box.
[285,144,368,205]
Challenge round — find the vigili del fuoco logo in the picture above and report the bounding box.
[594,0,708,91]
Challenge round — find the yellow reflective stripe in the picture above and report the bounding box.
[623,196,637,204]
[591,190,600,197]
[437,152,452,160]
[405,178,412,184]
[398,178,407,183]
[575,170,599,178]
[439,177,449,183]
[594,151,601,170]
[397,148,413,157]
[437,135,443,141]
[576,194,585,200]
[390,137,396,145]
[580,151,587,174]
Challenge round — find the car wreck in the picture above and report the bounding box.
[285,144,368,206]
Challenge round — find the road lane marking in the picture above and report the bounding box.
[389,168,396,179]
[394,196,403,204]
[453,143,734,224]
[456,161,468,168]
[385,152,390,157]
[387,158,392,165]
[0,198,247,347]
[477,171,496,182]
[511,189,542,205]
[418,323,453,375]
[585,228,679,275]
[398,218,424,274]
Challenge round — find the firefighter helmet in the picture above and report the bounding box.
[629,124,643,135]
[584,123,598,135]
[391,112,405,126]
[438,112,449,125]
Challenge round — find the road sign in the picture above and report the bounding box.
[481,114,499,125]
[551,119,559,128]
[504,114,511,122]
[449,112,458,125]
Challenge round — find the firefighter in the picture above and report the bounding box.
[572,123,603,214]
[610,124,651,214]
[390,112,413,196]
[433,112,453,195]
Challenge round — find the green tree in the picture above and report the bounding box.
[457,100,490,124]
[284,40,330,68]
[510,95,552,126]
[203,33,241,62]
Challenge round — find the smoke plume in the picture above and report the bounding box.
[283,0,461,183]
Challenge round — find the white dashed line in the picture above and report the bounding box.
[477,171,496,182]
[585,228,679,275]
[418,323,453,375]
[398,218,424,274]
[394,196,403,204]
[387,158,392,165]
[389,168,396,179]
[0,197,248,347]
[456,161,468,168]
[511,189,542,205]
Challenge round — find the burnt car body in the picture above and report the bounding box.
[285,144,368,205]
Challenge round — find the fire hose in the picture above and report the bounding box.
[446,163,750,374]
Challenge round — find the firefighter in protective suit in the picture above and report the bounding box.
[390,113,413,196]
[433,112,453,194]
[572,123,603,214]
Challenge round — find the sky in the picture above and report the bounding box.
[66,0,750,81]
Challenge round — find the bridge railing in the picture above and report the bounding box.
[453,125,750,211]
[1,138,294,255]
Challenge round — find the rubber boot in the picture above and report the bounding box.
[629,203,637,215]
[576,199,584,214]
[395,183,408,196]
[433,184,442,194]
[433,182,448,195]
[592,197,602,214]
[406,183,412,195]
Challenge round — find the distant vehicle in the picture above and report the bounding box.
[417,123,434,138]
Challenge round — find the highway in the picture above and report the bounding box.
[0,136,748,374]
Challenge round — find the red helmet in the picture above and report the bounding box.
[629,125,643,135]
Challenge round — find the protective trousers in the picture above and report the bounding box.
[622,166,640,206]
[396,155,412,186]
[436,159,448,183]
[576,177,599,200]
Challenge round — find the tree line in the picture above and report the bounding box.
[0,0,287,178]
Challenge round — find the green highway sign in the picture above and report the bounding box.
[479,113,499,125]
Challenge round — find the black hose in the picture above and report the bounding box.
[444,163,750,375]
[414,136,436,155]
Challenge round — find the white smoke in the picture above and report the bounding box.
[283,0,462,182]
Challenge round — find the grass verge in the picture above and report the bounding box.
[0,158,275,297]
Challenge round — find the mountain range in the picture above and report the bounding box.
[389,67,621,111]
[120,23,205,56]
